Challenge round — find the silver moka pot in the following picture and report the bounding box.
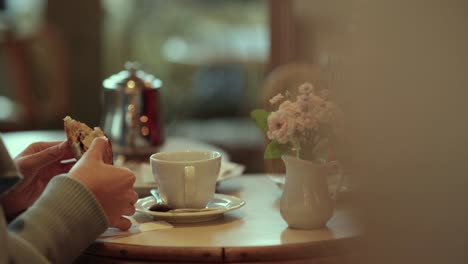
[101,62,164,158]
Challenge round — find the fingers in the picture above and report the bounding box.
[131,191,139,205]
[82,137,110,162]
[123,204,136,216]
[103,146,114,165]
[18,141,75,170]
[123,191,138,216]
[28,141,73,159]
[42,161,76,182]
[122,190,138,215]
[109,190,138,229]
[19,141,63,157]
[112,216,132,230]
[110,166,136,186]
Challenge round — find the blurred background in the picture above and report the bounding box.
[1,1,468,262]
[0,0,271,172]
[0,0,347,174]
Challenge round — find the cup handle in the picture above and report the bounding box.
[325,161,344,201]
[184,166,196,206]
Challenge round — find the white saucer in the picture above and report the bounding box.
[135,193,246,224]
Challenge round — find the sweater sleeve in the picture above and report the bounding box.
[4,175,108,264]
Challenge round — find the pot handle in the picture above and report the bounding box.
[325,161,344,201]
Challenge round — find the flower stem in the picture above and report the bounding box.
[291,138,301,159]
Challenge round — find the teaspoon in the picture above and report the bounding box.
[149,189,172,212]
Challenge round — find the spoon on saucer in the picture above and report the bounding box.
[149,189,172,212]
[169,207,224,213]
[148,189,224,213]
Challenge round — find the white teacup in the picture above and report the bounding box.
[150,150,222,209]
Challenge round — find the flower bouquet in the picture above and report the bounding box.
[251,82,340,162]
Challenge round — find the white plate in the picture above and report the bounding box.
[135,193,246,224]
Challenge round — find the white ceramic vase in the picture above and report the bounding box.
[280,155,341,229]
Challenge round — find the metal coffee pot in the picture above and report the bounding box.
[101,62,164,158]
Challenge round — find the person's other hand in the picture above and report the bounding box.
[69,137,137,230]
[1,141,76,216]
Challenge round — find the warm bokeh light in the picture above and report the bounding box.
[140,115,148,123]
[140,126,149,136]
[127,80,135,89]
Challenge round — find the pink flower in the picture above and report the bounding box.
[269,93,284,105]
[321,89,331,100]
[250,81,343,161]
[296,112,318,132]
[299,82,314,94]
[296,94,310,111]
[312,101,337,122]
[297,94,308,102]
[267,111,296,144]
[278,100,301,115]
[309,94,325,107]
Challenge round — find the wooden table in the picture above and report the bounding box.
[2,130,358,263]
[77,176,358,263]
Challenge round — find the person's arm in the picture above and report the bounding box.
[3,175,108,263]
[0,134,135,263]
[0,134,77,220]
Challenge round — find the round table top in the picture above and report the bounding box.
[1,130,358,263]
[83,175,358,263]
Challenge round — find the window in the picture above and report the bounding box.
[101,0,269,122]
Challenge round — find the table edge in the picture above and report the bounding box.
[85,242,223,262]
[85,236,358,262]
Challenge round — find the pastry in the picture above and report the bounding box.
[63,116,113,164]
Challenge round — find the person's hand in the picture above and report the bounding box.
[1,141,76,217]
[69,137,137,230]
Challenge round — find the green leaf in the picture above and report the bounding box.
[264,141,290,159]
[250,109,270,133]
